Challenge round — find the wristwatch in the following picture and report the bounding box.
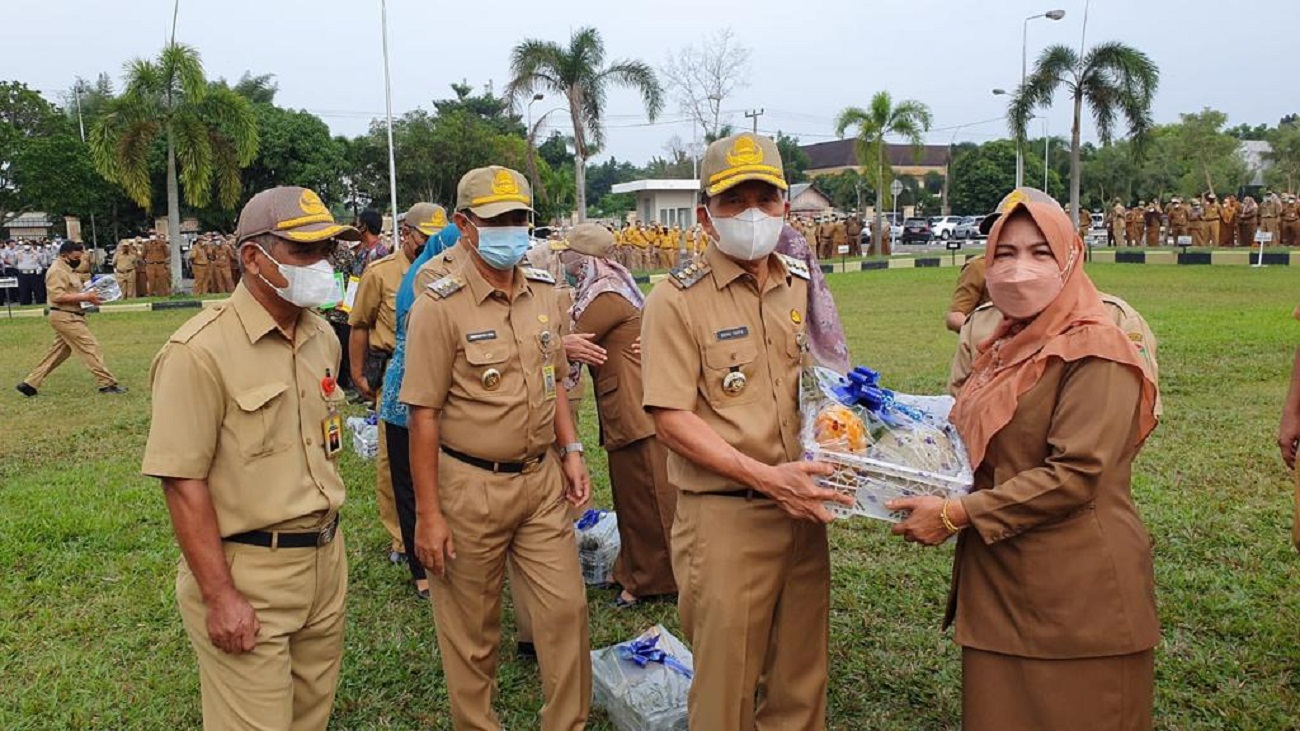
[560,442,585,457]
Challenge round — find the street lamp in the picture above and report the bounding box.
[1015,9,1065,188]
[526,93,545,213]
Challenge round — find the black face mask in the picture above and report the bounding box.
[67,257,82,268]
[412,244,426,259]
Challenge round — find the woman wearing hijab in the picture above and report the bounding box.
[889,199,1161,730]
[561,223,677,608]
[775,222,852,373]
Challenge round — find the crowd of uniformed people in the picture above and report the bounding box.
[15,129,1300,730]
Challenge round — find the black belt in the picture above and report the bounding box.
[441,446,546,474]
[225,514,340,548]
[707,489,770,501]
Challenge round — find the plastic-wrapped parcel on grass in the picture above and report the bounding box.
[346,413,379,460]
[801,365,973,522]
[575,509,620,586]
[591,624,693,731]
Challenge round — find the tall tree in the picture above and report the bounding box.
[834,91,932,254]
[89,43,258,288]
[1264,123,1300,193]
[1010,41,1159,224]
[660,28,751,143]
[507,27,663,220]
[774,131,811,185]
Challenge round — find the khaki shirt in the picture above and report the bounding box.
[949,295,1161,417]
[46,258,83,313]
[641,243,809,494]
[1204,202,1222,222]
[413,242,467,293]
[948,256,989,316]
[401,260,568,463]
[348,248,412,353]
[114,251,138,274]
[141,283,346,537]
[191,244,210,266]
[576,292,654,451]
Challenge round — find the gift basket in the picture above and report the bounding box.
[80,274,122,309]
[591,624,693,731]
[801,366,973,522]
[575,509,620,586]
[346,413,379,460]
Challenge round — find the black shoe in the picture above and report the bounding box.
[99,384,128,395]
[517,641,537,659]
[389,550,407,566]
[15,382,37,397]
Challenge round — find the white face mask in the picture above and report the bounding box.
[706,206,785,261]
[256,245,338,309]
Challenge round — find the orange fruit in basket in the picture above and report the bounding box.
[814,404,870,453]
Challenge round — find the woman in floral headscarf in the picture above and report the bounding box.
[890,199,1160,730]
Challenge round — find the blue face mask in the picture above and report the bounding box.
[470,222,531,271]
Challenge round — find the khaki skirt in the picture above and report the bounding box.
[963,647,1154,731]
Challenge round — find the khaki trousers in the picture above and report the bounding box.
[24,311,116,388]
[1169,225,1187,245]
[1292,464,1300,551]
[963,647,1154,731]
[115,271,137,299]
[1239,220,1258,249]
[213,264,235,294]
[1261,217,1281,241]
[673,493,830,731]
[177,522,348,731]
[375,390,403,554]
[1283,220,1300,247]
[430,452,590,731]
[608,436,677,597]
[1207,220,1222,247]
[193,264,210,295]
[147,262,170,296]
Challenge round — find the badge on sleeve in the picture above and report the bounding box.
[322,413,343,459]
[543,365,557,400]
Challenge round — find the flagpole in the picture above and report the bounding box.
[380,0,400,253]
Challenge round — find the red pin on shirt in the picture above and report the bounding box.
[321,369,337,398]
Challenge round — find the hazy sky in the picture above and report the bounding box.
[14,0,1294,166]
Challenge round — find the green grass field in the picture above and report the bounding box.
[2,264,1297,730]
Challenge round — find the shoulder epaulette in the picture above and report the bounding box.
[972,301,996,314]
[778,253,811,281]
[669,257,710,289]
[426,275,466,300]
[169,306,224,344]
[523,267,555,285]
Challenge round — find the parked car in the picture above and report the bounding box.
[900,218,932,245]
[953,216,984,241]
[929,215,963,240]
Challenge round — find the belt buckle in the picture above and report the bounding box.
[522,455,544,474]
[317,517,337,546]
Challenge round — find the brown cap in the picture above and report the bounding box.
[399,202,448,236]
[700,133,788,197]
[235,186,360,244]
[456,166,533,219]
[567,223,615,258]
[979,186,1061,234]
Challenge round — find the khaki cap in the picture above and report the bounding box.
[567,223,615,258]
[979,186,1061,234]
[236,186,360,244]
[700,133,788,197]
[456,166,533,219]
[399,202,448,236]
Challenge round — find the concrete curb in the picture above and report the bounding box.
[1,298,231,320]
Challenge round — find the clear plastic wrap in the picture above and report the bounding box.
[81,274,121,309]
[575,509,620,586]
[591,624,693,731]
[346,413,378,461]
[800,366,973,522]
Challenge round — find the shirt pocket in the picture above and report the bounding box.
[232,382,293,459]
[463,342,511,400]
[701,339,762,408]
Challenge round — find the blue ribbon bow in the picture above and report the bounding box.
[616,633,693,679]
[576,509,607,531]
[833,367,895,412]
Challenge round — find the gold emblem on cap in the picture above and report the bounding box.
[299,189,328,216]
[722,370,747,396]
[1001,189,1028,213]
[482,368,502,390]
[791,309,803,324]
[492,169,520,196]
[430,209,448,228]
[726,136,764,167]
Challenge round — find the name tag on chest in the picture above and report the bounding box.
[716,326,750,341]
[466,330,497,343]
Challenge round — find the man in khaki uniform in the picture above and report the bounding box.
[1282,194,1300,247]
[845,214,864,256]
[403,166,592,730]
[815,216,834,260]
[211,237,236,294]
[114,241,139,299]
[1110,200,1127,246]
[1204,193,1223,247]
[350,202,444,596]
[1260,192,1282,242]
[146,236,171,296]
[191,237,211,295]
[142,186,359,730]
[642,133,850,730]
[1275,300,1300,551]
[1078,206,1092,241]
[1167,198,1189,244]
[945,256,989,332]
[16,241,126,397]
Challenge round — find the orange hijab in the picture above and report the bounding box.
[951,201,1159,467]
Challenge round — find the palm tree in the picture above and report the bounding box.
[835,92,932,255]
[90,43,258,289]
[507,27,663,221]
[1010,42,1159,225]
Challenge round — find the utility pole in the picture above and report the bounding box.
[744,109,764,135]
[73,85,99,255]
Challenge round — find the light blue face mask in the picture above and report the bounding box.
[469,221,531,271]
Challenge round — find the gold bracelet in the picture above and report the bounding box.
[940,500,963,535]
